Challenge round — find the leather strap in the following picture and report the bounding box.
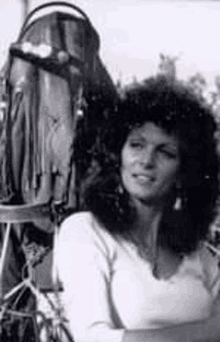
[0,203,51,223]
[10,43,84,78]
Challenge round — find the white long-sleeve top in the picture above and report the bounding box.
[55,211,220,342]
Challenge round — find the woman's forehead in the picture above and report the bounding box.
[127,122,179,146]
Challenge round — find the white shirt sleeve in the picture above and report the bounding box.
[200,243,220,298]
[55,212,125,342]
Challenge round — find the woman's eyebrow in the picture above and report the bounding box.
[127,133,145,140]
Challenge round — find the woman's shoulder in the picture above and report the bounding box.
[61,211,97,229]
[197,242,220,296]
[59,211,117,258]
[198,242,220,269]
[60,211,107,236]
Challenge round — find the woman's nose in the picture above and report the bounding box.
[140,146,155,167]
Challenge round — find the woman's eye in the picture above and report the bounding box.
[129,141,144,149]
[159,149,178,159]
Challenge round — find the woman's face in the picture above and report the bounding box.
[121,122,180,206]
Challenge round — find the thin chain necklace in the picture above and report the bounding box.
[126,228,159,276]
[126,230,183,279]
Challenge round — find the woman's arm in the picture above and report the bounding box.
[123,315,220,342]
[55,213,125,342]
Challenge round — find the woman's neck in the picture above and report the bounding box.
[130,199,183,280]
[132,200,163,243]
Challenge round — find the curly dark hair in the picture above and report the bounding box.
[80,76,219,255]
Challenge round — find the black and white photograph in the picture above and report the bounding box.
[1,1,220,341]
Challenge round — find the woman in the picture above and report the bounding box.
[55,76,220,342]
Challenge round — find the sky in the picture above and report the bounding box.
[1,0,220,88]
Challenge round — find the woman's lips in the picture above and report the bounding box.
[133,173,155,184]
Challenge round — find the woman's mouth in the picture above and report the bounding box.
[134,174,155,184]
